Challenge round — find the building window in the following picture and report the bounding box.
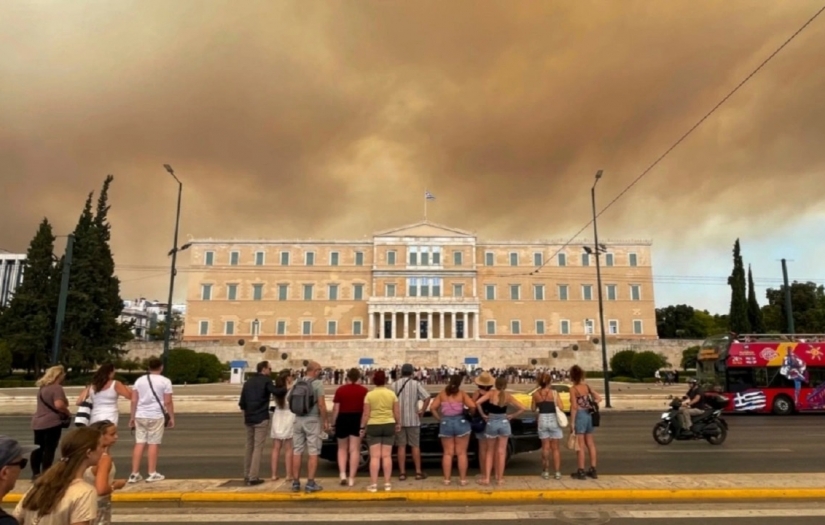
[252,284,263,301]
[560,320,570,335]
[408,278,418,297]
[330,252,339,266]
[251,319,260,337]
[557,253,567,266]
[328,284,339,301]
[305,252,315,266]
[199,320,209,335]
[510,284,520,300]
[355,251,364,266]
[353,283,364,300]
[485,284,496,300]
[582,285,593,301]
[582,253,590,267]
[303,284,313,301]
[302,320,312,335]
[630,285,641,301]
[432,248,442,265]
[204,251,214,266]
[633,319,643,334]
[584,319,595,335]
[353,320,363,335]
[558,284,569,301]
[533,285,544,300]
[433,278,442,297]
[327,321,337,335]
[608,319,619,334]
[453,284,464,297]
[511,320,521,335]
[255,252,265,266]
[453,251,463,266]
[486,320,496,335]
[386,284,396,297]
[201,284,212,301]
[629,253,638,267]
[409,247,418,266]
[534,252,543,266]
[230,251,239,266]
[227,284,237,301]
[421,250,430,266]
[606,284,617,301]
[536,320,545,335]
[420,278,430,297]
[278,284,288,301]
[485,252,494,266]
[276,320,286,335]
[224,321,235,335]
[387,250,397,265]
[280,252,290,266]
[605,253,614,266]
[509,253,518,266]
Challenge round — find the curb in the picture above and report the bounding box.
[5,488,825,504]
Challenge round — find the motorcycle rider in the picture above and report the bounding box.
[678,378,706,436]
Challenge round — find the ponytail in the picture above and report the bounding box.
[495,376,507,405]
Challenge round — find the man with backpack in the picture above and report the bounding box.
[288,360,328,493]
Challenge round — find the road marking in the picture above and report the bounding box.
[646,448,793,453]
[111,508,825,522]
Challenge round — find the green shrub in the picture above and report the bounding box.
[630,351,668,380]
[0,379,32,388]
[166,348,200,384]
[196,377,210,384]
[196,353,224,383]
[610,349,637,377]
[0,341,12,378]
[612,376,640,383]
[681,345,700,370]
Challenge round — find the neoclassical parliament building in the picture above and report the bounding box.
[182,221,657,343]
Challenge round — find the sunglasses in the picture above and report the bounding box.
[7,458,28,470]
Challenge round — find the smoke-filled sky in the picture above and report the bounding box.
[2,0,824,315]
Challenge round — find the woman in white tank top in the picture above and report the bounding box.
[77,363,132,427]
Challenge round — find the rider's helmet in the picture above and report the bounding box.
[687,377,698,385]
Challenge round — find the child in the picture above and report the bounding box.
[270,372,295,481]
[85,420,127,525]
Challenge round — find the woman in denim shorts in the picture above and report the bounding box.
[475,376,526,486]
[471,372,495,480]
[532,373,565,480]
[569,365,602,480]
[430,374,476,486]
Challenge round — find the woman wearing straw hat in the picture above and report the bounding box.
[471,372,495,479]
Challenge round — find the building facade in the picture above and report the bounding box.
[0,251,26,309]
[119,298,187,341]
[183,222,657,343]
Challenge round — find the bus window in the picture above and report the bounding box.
[725,368,755,393]
[766,367,796,389]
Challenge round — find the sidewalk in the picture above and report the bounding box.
[4,474,824,504]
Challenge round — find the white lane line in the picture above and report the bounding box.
[645,448,793,453]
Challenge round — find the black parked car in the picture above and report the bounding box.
[320,397,541,470]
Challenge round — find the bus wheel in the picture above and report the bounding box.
[772,395,794,415]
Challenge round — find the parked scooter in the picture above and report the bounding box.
[652,394,729,445]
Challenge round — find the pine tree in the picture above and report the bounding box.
[727,239,751,334]
[747,265,765,333]
[0,219,59,372]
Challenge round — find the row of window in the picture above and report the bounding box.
[196,318,646,336]
[199,282,644,302]
[201,248,640,268]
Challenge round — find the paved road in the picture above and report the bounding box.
[50,503,825,524]
[2,412,822,479]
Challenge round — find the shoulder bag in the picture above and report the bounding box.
[147,375,172,427]
[74,385,93,427]
[552,390,569,428]
[586,385,601,427]
[39,389,71,429]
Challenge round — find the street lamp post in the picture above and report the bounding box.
[162,164,185,369]
[591,169,611,408]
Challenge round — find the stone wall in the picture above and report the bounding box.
[124,337,702,372]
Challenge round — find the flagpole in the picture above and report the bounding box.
[424,189,428,221]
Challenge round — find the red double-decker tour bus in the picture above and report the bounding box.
[696,333,825,415]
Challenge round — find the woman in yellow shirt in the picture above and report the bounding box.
[359,370,400,492]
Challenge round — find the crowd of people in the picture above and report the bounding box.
[322,365,572,386]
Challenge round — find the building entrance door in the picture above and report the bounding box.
[384,319,392,339]
[456,320,465,339]
[420,319,428,339]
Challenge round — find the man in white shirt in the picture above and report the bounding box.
[128,357,174,483]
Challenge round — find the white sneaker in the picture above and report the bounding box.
[145,472,165,483]
[127,473,143,484]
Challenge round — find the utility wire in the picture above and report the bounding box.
[526,4,825,278]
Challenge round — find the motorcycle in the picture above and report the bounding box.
[652,394,729,445]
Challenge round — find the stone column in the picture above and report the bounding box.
[415,311,421,339]
[452,311,458,340]
[403,311,409,339]
[427,312,433,340]
[439,311,445,339]
[390,310,396,340]
[369,311,374,339]
[474,311,480,340]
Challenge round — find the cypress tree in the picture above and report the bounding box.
[727,239,751,334]
[747,265,765,333]
[0,219,59,372]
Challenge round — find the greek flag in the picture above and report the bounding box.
[733,390,767,411]
[425,191,435,200]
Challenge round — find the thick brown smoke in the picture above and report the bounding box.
[1,0,824,300]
